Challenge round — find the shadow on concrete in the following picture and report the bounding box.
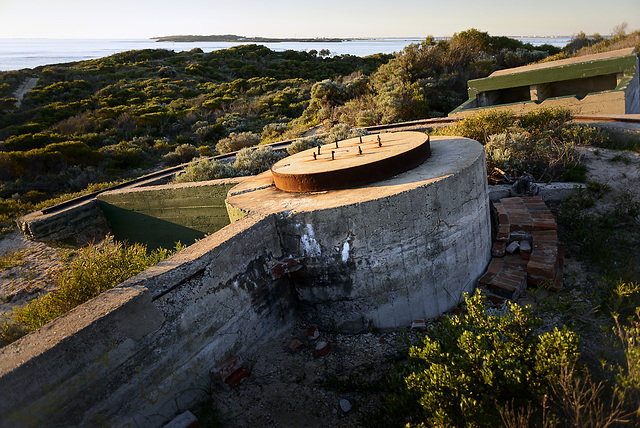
[98,202,226,250]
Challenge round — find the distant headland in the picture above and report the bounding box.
[153,34,350,43]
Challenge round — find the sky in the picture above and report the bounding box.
[0,0,638,39]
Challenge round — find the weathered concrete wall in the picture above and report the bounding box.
[625,54,640,114]
[16,199,111,245]
[227,137,492,330]
[0,214,296,428]
[97,178,244,249]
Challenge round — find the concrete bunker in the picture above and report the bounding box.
[226,132,491,329]
[450,48,640,117]
[2,132,491,426]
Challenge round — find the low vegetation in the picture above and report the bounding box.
[0,235,183,346]
[433,107,628,183]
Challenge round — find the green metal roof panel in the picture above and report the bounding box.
[468,50,637,93]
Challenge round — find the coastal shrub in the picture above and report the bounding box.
[485,131,581,181]
[215,131,261,154]
[233,145,286,176]
[173,145,287,183]
[4,132,66,152]
[286,136,324,155]
[11,235,182,333]
[162,143,199,165]
[405,291,580,427]
[99,143,148,169]
[519,106,571,134]
[325,123,367,143]
[172,159,234,183]
[0,97,18,113]
[261,122,288,143]
[434,109,517,144]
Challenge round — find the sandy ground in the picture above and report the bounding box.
[0,145,638,426]
[0,232,67,316]
[12,77,39,109]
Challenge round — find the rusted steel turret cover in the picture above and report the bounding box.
[271,131,431,192]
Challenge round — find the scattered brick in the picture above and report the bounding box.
[506,241,519,254]
[478,258,505,286]
[527,260,557,280]
[307,326,320,341]
[289,339,304,350]
[411,319,426,329]
[225,367,249,388]
[478,196,564,305]
[314,341,331,358]
[211,356,243,383]
[489,267,527,300]
[503,254,528,270]
[492,240,507,257]
[520,240,532,260]
[493,202,509,225]
[496,224,510,241]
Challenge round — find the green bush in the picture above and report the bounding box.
[172,159,234,183]
[286,136,324,155]
[325,122,367,143]
[173,145,286,183]
[233,145,286,176]
[435,109,517,144]
[162,143,199,165]
[11,235,182,333]
[215,131,261,154]
[519,106,571,134]
[405,291,580,427]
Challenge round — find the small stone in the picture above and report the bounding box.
[288,339,304,350]
[411,319,426,329]
[162,410,198,428]
[314,341,331,358]
[506,241,520,254]
[340,398,352,413]
[308,326,320,341]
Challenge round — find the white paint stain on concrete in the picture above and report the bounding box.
[300,224,321,257]
[341,241,350,263]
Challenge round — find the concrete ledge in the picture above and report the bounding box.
[16,199,110,245]
[489,182,586,202]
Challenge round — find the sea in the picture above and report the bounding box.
[0,37,572,72]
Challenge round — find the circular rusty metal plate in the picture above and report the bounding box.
[271,131,431,192]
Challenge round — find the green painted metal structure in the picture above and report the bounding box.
[97,180,240,250]
[450,48,639,116]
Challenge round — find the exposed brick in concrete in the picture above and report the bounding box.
[480,196,563,304]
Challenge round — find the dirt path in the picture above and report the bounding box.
[12,77,39,108]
